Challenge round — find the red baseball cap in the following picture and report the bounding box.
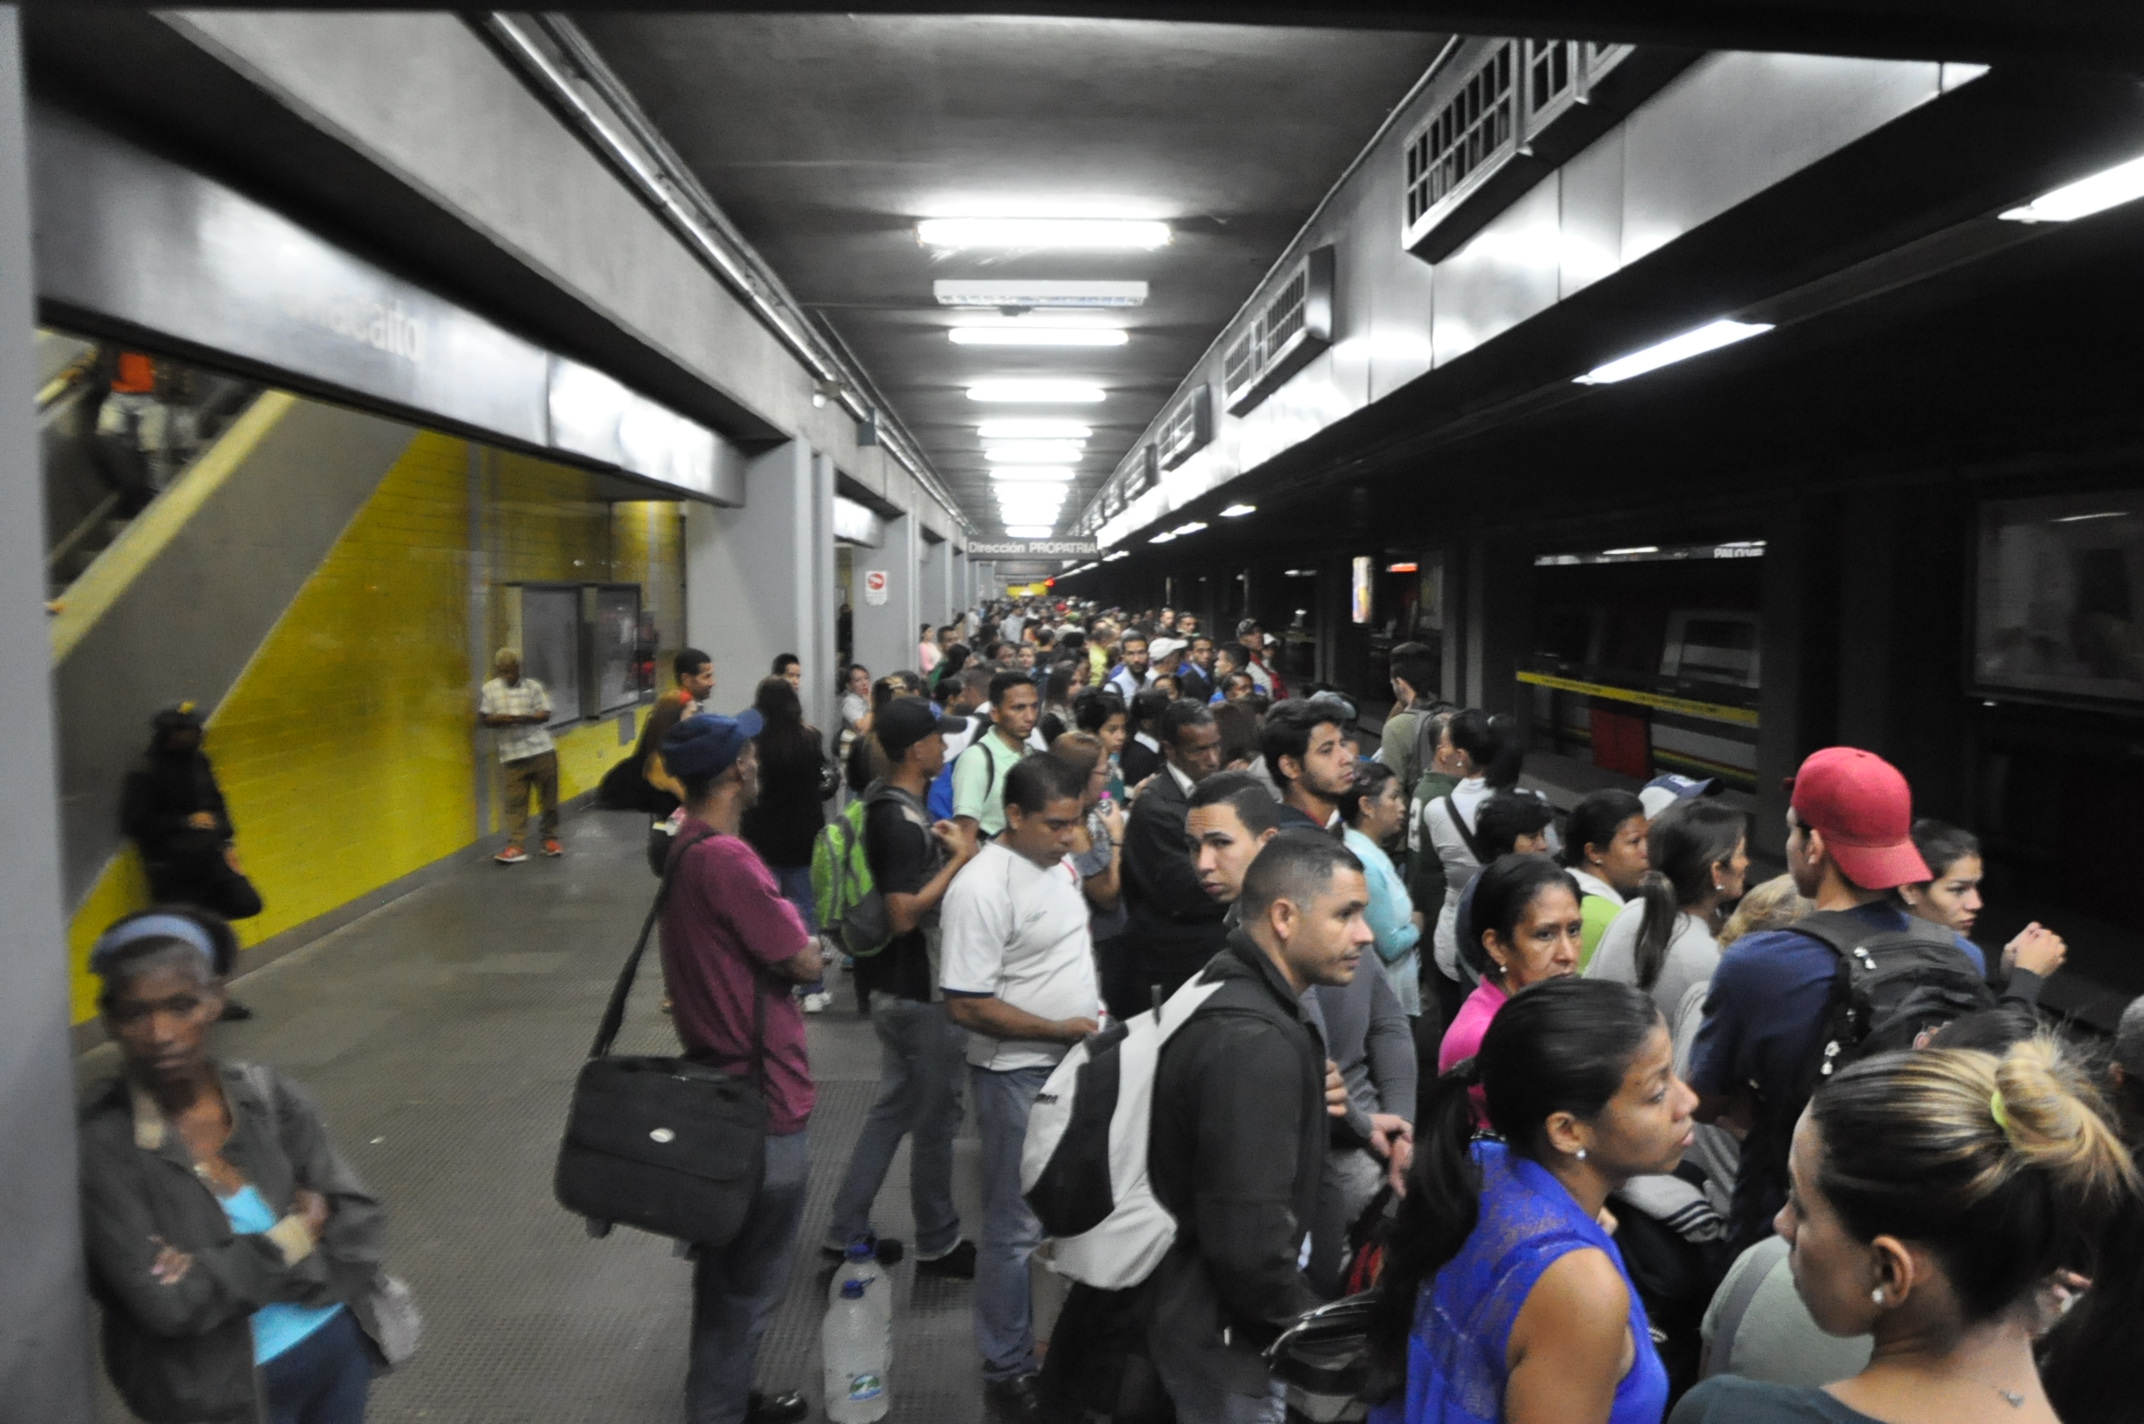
[1786,747,1930,890]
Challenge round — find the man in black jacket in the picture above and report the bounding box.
[1118,700,1224,1015]
[1145,832,1374,1424]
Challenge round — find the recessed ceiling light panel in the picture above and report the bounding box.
[1574,320,1773,385]
[986,441,1085,464]
[967,381,1106,404]
[935,281,1148,309]
[988,468,1076,483]
[919,218,1169,251]
[1005,525,1056,538]
[950,327,1127,347]
[978,420,1091,440]
[2000,153,2144,223]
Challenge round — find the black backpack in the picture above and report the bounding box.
[1793,908,1998,1087]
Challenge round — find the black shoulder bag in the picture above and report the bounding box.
[554,828,770,1244]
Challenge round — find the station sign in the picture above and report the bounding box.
[967,539,1099,557]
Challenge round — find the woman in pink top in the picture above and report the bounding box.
[1438,854,1586,1114]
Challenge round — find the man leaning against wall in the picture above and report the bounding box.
[479,648,560,863]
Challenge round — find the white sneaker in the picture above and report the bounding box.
[801,991,833,1014]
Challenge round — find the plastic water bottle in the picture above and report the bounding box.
[827,1241,892,1341]
[822,1279,890,1422]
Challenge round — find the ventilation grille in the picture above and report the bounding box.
[1156,386,1213,471]
[1402,38,1655,263]
[1221,247,1335,417]
[1405,42,1514,229]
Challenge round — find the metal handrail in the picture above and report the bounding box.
[46,491,122,573]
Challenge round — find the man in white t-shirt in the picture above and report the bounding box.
[940,755,1099,1422]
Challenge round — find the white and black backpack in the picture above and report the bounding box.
[1020,973,1224,1289]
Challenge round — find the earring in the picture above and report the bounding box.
[1575,1148,1588,1162]
[1871,1287,1885,1305]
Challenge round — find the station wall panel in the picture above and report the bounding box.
[66,426,682,1022]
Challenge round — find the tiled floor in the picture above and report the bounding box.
[86,808,990,1423]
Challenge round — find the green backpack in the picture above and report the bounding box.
[811,784,929,959]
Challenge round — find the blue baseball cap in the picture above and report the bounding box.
[1639,773,1716,819]
[662,710,763,781]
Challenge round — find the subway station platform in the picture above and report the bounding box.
[84,809,991,1424]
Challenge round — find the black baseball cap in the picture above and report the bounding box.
[877,697,968,758]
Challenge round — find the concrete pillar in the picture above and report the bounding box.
[951,549,969,616]
[805,454,837,736]
[852,510,919,684]
[687,440,832,724]
[917,535,938,627]
[925,536,955,626]
[0,10,97,1418]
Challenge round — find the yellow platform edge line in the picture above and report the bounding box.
[1515,670,1762,727]
[50,390,299,665]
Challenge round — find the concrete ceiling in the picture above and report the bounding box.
[570,14,1449,536]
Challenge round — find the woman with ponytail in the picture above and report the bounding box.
[1674,1037,2144,1424]
[1587,803,1749,1023]
[1371,977,1696,1424]
[1423,711,1527,1024]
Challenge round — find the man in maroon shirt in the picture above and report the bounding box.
[659,710,823,1424]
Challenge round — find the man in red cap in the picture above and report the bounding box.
[1686,747,2043,1250]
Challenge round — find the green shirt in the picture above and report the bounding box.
[952,730,1031,837]
[1579,894,1622,972]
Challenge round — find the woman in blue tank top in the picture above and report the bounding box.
[1367,977,1698,1424]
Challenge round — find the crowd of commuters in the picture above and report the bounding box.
[75,594,2144,1424]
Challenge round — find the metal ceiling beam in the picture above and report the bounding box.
[482,11,975,534]
[176,3,2144,72]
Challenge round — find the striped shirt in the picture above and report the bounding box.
[480,676,555,762]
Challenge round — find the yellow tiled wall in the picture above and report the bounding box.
[66,428,685,1022]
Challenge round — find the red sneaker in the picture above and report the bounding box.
[542,839,564,858]
[495,845,527,864]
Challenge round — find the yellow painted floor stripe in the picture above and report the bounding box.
[1516,669,1761,727]
[50,391,297,665]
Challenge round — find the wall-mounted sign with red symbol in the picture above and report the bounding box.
[864,569,889,606]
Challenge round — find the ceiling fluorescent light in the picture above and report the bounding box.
[1220,503,1256,517]
[1103,550,1129,561]
[986,442,1085,464]
[1602,545,1660,556]
[2000,154,2144,224]
[1149,531,1178,544]
[1005,525,1056,538]
[919,218,1170,251]
[1574,320,1773,385]
[936,281,1148,309]
[989,469,1076,485]
[1172,521,1208,535]
[978,420,1091,440]
[951,327,1127,347]
[968,381,1106,404]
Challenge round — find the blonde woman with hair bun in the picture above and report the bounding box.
[1673,1037,2143,1424]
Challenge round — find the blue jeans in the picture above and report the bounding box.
[261,1307,370,1424]
[688,1128,811,1424]
[772,864,825,997]
[972,1062,1052,1381]
[825,998,967,1256]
